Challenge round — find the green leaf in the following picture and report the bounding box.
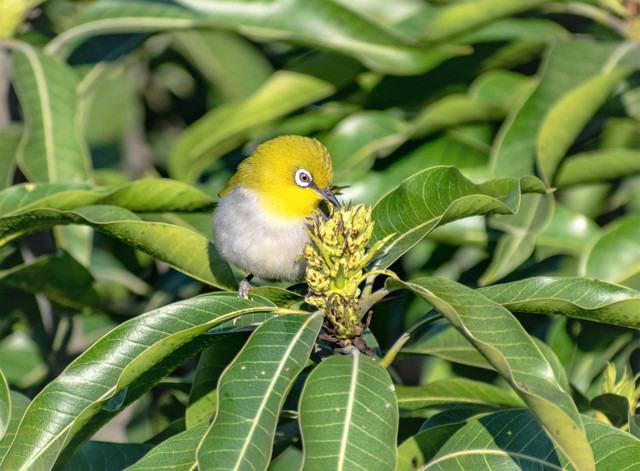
[0,250,100,312]
[371,166,546,270]
[555,149,640,188]
[536,203,600,257]
[396,420,466,471]
[491,40,631,178]
[327,111,408,177]
[537,68,632,184]
[197,312,323,471]
[480,193,554,285]
[401,323,492,369]
[299,351,398,471]
[0,125,20,190]
[583,216,640,285]
[0,369,8,440]
[0,333,47,389]
[171,30,273,101]
[124,424,209,471]
[10,42,90,183]
[453,18,568,44]
[411,95,505,138]
[390,277,593,471]
[50,0,467,75]
[415,0,550,42]
[64,442,153,471]
[427,409,639,469]
[0,391,30,458]
[0,294,275,471]
[169,70,334,183]
[186,331,251,429]
[0,205,236,290]
[480,277,640,329]
[396,378,522,418]
[0,178,215,216]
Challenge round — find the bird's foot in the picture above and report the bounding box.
[237,274,254,299]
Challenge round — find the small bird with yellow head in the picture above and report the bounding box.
[214,135,340,298]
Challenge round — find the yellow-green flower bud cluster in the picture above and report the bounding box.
[304,203,391,339]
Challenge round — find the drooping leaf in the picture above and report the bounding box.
[371,166,547,270]
[390,277,593,471]
[299,351,398,471]
[0,205,236,290]
[0,294,275,471]
[480,277,640,329]
[197,312,323,471]
[169,71,335,183]
[10,42,90,183]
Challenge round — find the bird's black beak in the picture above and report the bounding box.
[317,187,341,208]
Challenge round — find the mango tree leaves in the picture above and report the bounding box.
[0,179,215,216]
[0,205,236,290]
[371,166,547,270]
[64,442,153,471]
[0,125,20,190]
[124,423,209,471]
[197,312,323,471]
[0,295,275,471]
[396,378,522,418]
[49,0,467,75]
[583,216,640,286]
[0,250,100,312]
[480,277,640,329]
[299,350,398,471]
[538,68,632,184]
[0,369,8,440]
[390,277,593,471]
[0,391,29,458]
[169,70,335,183]
[326,111,408,177]
[10,42,90,183]
[491,40,630,178]
[555,149,640,188]
[425,409,640,470]
[411,0,551,42]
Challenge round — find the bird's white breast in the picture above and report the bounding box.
[213,186,311,282]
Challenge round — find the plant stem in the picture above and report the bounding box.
[379,312,442,368]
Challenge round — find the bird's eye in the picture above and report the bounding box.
[295,169,313,187]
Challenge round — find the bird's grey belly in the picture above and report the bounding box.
[213,188,310,282]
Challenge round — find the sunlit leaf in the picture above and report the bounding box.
[299,351,398,471]
[0,295,275,470]
[10,42,90,183]
[555,149,640,188]
[197,312,323,471]
[390,277,593,471]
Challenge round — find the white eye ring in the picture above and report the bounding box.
[295,169,313,187]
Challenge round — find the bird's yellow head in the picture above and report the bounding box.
[220,136,340,220]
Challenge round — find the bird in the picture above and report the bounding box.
[213,135,341,298]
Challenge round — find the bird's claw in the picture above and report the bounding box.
[238,279,253,299]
